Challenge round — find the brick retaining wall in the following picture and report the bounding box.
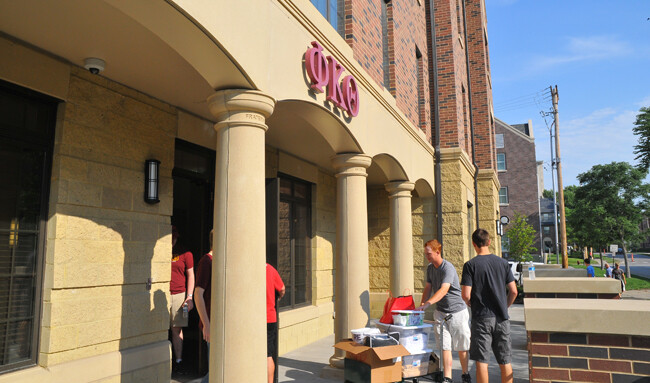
[528,331,650,382]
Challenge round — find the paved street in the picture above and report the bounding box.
[599,252,650,279]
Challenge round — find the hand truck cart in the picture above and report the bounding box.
[400,313,453,383]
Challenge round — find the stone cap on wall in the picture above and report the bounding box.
[522,268,586,278]
[523,277,621,294]
[524,298,650,336]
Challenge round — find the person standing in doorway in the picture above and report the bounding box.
[267,263,285,383]
[170,226,194,373]
[194,230,213,383]
[461,229,518,383]
[417,239,472,383]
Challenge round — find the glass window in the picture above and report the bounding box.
[499,187,508,205]
[497,153,506,171]
[0,81,56,372]
[310,0,344,37]
[495,134,504,148]
[277,176,312,310]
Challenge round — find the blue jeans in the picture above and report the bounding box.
[201,343,210,383]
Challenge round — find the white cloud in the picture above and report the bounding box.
[536,106,639,188]
[637,96,650,108]
[530,35,632,73]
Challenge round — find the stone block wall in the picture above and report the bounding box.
[476,169,500,255]
[439,148,475,269]
[528,332,650,382]
[43,67,174,369]
[412,195,436,291]
[41,66,175,380]
[367,188,436,294]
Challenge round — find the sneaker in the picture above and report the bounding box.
[462,372,472,383]
[442,378,453,383]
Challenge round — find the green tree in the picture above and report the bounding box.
[542,189,555,199]
[504,212,537,263]
[633,107,650,169]
[571,162,649,278]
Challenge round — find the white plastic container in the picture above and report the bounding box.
[374,321,433,354]
[402,349,432,368]
[528,264,536,280]
[351,327,380,344]
[391,310,425,326]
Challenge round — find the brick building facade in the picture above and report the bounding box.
[495,118,542,256]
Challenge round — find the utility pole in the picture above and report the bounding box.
[551,85,568,268]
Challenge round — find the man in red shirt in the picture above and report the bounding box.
[194,231,213,383]
[266,263,285,383]
[170,226,194,371]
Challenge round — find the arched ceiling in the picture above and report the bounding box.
[0,0,251,121]
[266,100,361,170]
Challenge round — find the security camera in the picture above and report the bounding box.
[84,58,105,74]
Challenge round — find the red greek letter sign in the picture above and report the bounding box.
[305,41,360,117]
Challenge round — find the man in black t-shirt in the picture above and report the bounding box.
[461,229,518,383]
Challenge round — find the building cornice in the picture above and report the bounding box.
[439,147,475,177]
[477,168,500,190]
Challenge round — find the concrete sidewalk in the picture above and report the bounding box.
[278,303,529,382]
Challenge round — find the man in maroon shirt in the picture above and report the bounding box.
[194,231,213,383]
[170,226,194,370]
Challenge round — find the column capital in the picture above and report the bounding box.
[207,89,276,132]
[331,153,372,177]
[385,181,415,198]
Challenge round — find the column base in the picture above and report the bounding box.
[321,364,345,379]
[329,354,345,369]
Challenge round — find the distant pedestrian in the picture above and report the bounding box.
[612,262,627,292]
[584,258,595,277]
[461,229,518,383]
[604,263,613,278]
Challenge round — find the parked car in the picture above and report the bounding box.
[508,261,544,285]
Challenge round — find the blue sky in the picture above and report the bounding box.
[486,0,650,189]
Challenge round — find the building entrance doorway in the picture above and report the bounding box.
[171,139,215,379]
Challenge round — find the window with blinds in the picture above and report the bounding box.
[0,81,55,372]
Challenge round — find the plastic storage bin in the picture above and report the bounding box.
[374,322,433,354]
[391,310,425,326]
[402,349,432,368]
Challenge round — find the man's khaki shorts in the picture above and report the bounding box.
[170,292,188,328]
[434,308,471,351]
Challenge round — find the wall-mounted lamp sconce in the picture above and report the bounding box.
[144,159,160,204]
[496,220,503,236]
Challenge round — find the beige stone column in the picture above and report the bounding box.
[330,153,372,368]
[385,181,415,296]
[206,89,275,383]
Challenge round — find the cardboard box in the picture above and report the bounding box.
[334,339,410,383]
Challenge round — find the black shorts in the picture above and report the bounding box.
[470,317,512,365]
[267,322,277,357]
